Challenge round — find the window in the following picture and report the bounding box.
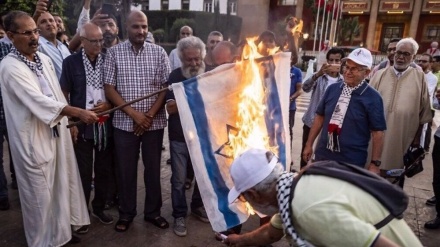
[228,0,237,14]
[182,0,190,10]
[425,26,440,41]
[278,0,297,5]
[204,2,212,12]
[161,0,169,10]
[140,0,149,11]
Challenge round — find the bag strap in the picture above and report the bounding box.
[288,163,403,230]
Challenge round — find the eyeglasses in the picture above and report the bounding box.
[395,51,412,58]
[417,60,429,63]
[180,32,191,35]
[342,65,365,74]
[81,37,104,46]
[387,47,396,53]
[11,29,40,37]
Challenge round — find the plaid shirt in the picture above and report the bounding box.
[102,40,170,131]
[0,42,12,129]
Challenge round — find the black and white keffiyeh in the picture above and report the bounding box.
[82,50,108,150]
[327,81,364,152]
[11,47,59,137]
[277,172,313,247]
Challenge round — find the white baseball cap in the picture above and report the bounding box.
[228,148,278,204]
[343,48,373,69]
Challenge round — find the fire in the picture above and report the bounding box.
[228,37,279,161]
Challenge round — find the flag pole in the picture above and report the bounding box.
[66,86,171,128]
[312,0,322,53]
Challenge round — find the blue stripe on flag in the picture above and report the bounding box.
[183,77,240,228]
[260,58,286,168]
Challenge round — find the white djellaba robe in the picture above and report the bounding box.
[0,52,90,247]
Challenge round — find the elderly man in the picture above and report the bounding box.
[368,38,421,80]
[204,30,223,70]
[369,38,432,186]
[427,41,440,56]
[166,36,209,237]
[60,23,114,231]
[169,25,193,70]
[303,48,386,172]
[224,148,422,246]
[300,47,345,168]
[0,11,98,246]
[35,11,70,79]
[211,40,238,66]
[103,10,171,232]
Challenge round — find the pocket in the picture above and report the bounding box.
[29,122,55,167]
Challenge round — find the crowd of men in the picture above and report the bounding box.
[0,0,440,246]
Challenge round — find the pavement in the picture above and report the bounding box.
[0,91,439,246]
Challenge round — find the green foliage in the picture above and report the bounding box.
[170,18,196,41]
[152,28,165,43]
[0,0,64,17]
[146,10,242,44]
[338,17,360,45]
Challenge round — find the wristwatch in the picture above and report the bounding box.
[371,160,381,167]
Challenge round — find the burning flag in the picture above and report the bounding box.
[171,48,291,231]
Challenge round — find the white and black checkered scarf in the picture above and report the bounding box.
[277,172,313,247]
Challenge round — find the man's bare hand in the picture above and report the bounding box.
[91,9,110,26]
[223,234,242,246]
[91,102,112,114]
[131,111,151,130]
[78,109,98,124]
[302,144,313,163]
[70,126,79,144]
[367,164,380,175]
[133,123,145,136]
[35,0,49,14]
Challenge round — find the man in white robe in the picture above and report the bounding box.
[0,11,98,247]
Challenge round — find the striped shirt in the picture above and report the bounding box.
[102,40,171,131]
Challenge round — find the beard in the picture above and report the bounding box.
[103,32,117,44]
[250,201,279,216]
[181,62,206,79]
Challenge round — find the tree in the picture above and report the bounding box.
[0,0,64,16]
[338,17,360,45]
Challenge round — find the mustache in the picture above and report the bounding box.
[29,40,39,46]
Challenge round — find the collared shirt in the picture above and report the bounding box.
[0,36,12,44]
[102,40,171,132]
[315,82,386,167]
[38,36,71,79]
[0,42,12,129]
[302,73,344,128]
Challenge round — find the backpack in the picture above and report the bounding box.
[290,161,409,229]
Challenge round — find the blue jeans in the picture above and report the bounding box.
[0,126,8,199]
[170,141,203,218]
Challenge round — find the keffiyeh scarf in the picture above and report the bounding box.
[11,47,59,137]
[327,81,364,152]
[82,50,108,150]
[277,172,313,247]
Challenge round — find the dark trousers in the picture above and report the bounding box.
[424,110,435,151]
[432,136,440,216]
[300,124,311,168]
[289,110,296,144]
[74,138,114,213]
[114,128,164,221]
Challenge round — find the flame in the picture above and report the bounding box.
[228,37,281,158]
[228,37,281,215]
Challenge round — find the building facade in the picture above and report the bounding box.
[136,0,237,15]
[268,0,440,53]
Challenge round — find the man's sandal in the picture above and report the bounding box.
[114,219,131,232]
[144,216,169,229]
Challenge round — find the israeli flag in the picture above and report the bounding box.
[172,52,291,232]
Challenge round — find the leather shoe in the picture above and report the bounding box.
[426,196,436,206]
[424,217,440,229]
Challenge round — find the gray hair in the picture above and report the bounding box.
[177,36,206,61]
[251,162,284,194]
[396,37,419,55]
